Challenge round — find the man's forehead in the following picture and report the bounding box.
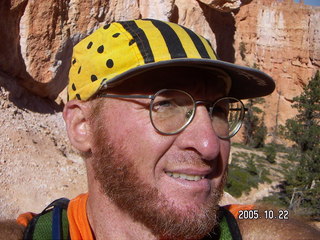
[107,66,229,96]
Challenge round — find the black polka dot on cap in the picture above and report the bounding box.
[78,66,82,74]
[72,83,76,91]
[106,59,114,68]
[72,59,76,65]
[112,33,120,38]
[103,24,110,29]
[97,45,104,53]
[129,39,135,46]
[91,74,98,82]
[76,94,81,100]
[87,41,93,49]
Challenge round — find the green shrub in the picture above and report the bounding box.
[225,152,271,197]
[264,144,277,164]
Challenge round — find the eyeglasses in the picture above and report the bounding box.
[98,89,246,139]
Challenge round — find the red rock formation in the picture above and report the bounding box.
[0,0,28,79]
[234,0,320,141]
[199,0,252,12]
[0,0,254,100]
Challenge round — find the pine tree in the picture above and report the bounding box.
[281,71,320,219]
[243,97,267,148]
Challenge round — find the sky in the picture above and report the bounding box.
[294,0,320,6]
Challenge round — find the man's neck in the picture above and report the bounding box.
[86,172,157,239]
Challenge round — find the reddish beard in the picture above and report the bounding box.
[91,119,225,239]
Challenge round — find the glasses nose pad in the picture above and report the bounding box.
[201,103,213,118]
[207,106,214,117]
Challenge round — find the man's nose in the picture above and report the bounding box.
[175,106,223,160]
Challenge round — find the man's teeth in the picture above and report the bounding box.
[165,172,205,181]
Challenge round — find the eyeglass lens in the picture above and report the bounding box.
[150,89,244,138]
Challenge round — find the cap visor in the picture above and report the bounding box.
[105,58,275,99]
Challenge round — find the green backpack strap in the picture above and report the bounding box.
[204,207,242,240]
[23,198,70,240]
[218,207,242,240]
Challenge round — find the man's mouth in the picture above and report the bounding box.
[165,171,206,181]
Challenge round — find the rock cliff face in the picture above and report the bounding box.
[1,0,250,100]
[234,0,320,140]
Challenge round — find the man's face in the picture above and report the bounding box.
[89,67,231,239]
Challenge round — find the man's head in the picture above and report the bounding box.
[63,19,275,239]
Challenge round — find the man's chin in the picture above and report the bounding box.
[162,193,221,217]
[153,196,221,239]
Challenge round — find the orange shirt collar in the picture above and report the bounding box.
[67,193,94,240]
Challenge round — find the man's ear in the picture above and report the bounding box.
[63,100,93,153]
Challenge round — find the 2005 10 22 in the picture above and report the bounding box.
[238,209,289,220]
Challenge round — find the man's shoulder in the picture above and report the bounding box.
[11,193,90,240]
[15,198,70,240]
[222,203,255,219]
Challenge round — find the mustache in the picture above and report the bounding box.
[165,150,223,178]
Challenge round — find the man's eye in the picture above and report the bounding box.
[153,100,176,111]
[158,100,172,107]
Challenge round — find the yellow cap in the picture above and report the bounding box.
[68,19,274,101]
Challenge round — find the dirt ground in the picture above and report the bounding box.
[0,74,87,219]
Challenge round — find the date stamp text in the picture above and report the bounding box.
[238,209,289,220]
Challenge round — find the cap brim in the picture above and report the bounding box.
[105,58,275,100]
